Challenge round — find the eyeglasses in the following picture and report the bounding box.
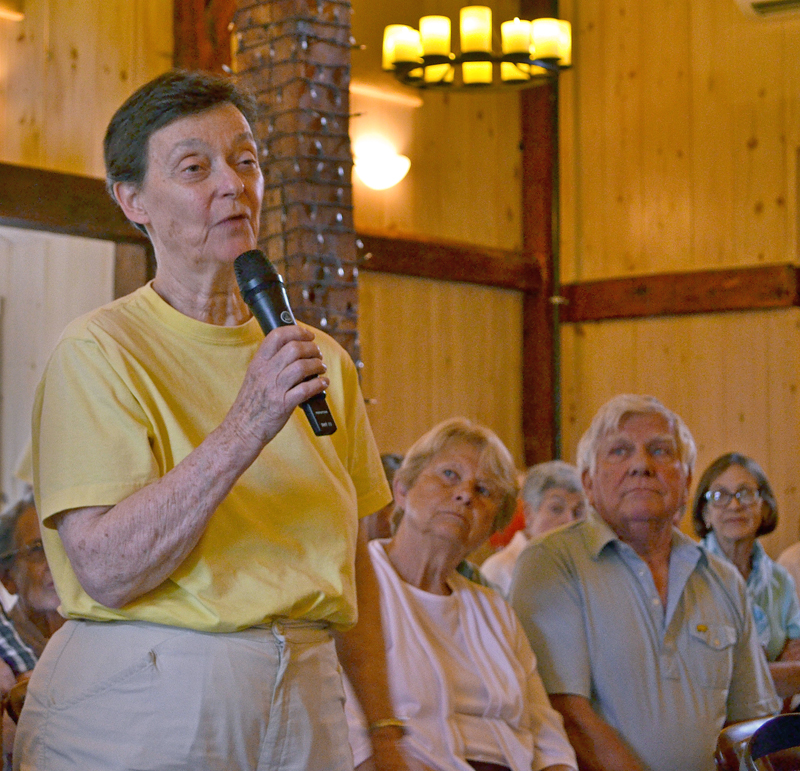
[1,539,46,564]
[704,488,761,509]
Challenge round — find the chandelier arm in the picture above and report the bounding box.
[390,55,568,90]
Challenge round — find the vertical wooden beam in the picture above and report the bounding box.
[174,0,237,73]
[520,0,560,465]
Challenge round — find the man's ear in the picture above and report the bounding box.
[392,477,407,510]
[112,181,151,228]
[581,468,595,508]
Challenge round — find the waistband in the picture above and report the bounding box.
[69,617,332,644]
[256,618,332,643]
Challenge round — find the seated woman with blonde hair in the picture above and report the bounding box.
[345,418,577,771]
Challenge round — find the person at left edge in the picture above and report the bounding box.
[16,69,422,771]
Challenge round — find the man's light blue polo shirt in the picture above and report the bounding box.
[510,512,780,771]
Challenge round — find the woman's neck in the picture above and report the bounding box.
[151,264,251,326]
[715,533,756,580]
[384,529,464,595]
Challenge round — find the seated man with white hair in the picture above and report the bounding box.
[510,394,780,771]
[481,461,585,596]
[0,493,64,657]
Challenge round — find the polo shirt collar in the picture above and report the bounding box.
[582,509,706,567]
[582,510,621,558]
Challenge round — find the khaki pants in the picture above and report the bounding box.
[13,619,354,771]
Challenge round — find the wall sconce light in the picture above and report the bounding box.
[353,136,410,191]
[0,0,24,22]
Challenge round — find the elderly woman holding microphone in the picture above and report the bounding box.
[18,70,415,771]
[346,418,577,771]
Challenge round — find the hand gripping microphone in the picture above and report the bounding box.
[234,249,337,437]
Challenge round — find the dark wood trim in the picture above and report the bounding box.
[0,162,540,291]
[114,243,155,299]
[4,162,797,322]
[520,0,560,466]
[520,80,559,466]
[560,265,800,323]
[173,0,236,73]
[358,231,540,292]
[0,162,148,244]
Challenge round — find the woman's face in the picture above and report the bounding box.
[704,464,766,545]
[118,102,264,274]
[526,487,586,539]
[395,441,503,554]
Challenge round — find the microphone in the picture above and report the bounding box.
[234,249,337,437]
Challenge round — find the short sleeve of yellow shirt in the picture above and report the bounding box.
[32,284,391,632]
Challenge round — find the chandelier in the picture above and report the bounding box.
[382,6,571,89]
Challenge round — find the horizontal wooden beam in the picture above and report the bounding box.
[357,231,541,292]
[0,162,147,244]
[0,163,540,292]
[560,264,800,323]
[3,161,799,324]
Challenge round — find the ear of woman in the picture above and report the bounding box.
[112,181,150,227]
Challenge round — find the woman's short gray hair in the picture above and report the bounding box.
[576,394,696,477]
[393,417,519,533]
[521,460,583,512]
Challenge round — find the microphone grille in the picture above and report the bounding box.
[234,249,280,288]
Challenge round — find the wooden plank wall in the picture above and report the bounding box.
[351,0,526,466]
[0,227,114,502]
[0,0,172,503]
[0,0,172,176]
[558,0,800,553]
[359,273,524,465]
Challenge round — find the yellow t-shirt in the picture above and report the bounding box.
[32,284,391,632]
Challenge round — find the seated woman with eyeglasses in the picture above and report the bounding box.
[691,453,800,701]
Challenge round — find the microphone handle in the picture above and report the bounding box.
[248,283,337,437]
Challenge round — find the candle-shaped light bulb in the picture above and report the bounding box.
[501,17,531,55]
[531,18,561,59]
[382,25,407,70]
[460,6,492,53]
[420,15,451,57]
[393,26,422,63]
